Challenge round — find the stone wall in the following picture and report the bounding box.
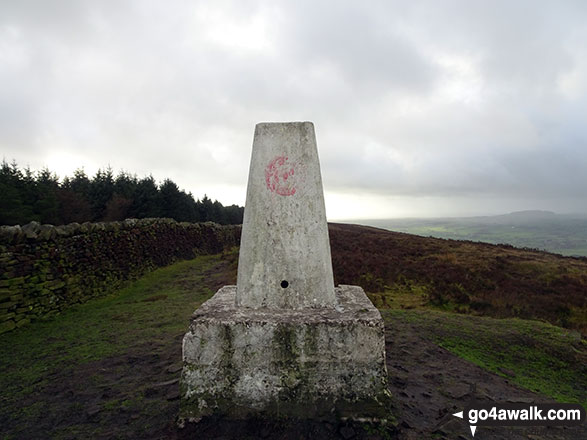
[0,219,241,334]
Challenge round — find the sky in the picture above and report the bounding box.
[1,0,586,220]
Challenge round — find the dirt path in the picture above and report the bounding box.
[385,320,586,440]
[3,317,584,440]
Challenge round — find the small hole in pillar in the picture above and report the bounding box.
[281,280,289,288]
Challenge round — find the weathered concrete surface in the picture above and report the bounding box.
[236,122,335,309]
[180,122,391,425]
[180,285,392,422]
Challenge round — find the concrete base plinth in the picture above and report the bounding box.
[179,285,392,423]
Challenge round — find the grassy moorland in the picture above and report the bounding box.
[329,223,587,335]
[381,309,586,407]
[0,253,237,440]
[0,226,586,439]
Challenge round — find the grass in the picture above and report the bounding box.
[367,280,429,310]
[329,223,587,334]
[0,253,235,429]
[380,307,587,408]
[1,244,585,438]
[377,275,586,407]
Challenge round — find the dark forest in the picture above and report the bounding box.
[0,160,243,226]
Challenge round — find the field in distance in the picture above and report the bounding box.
[355,210,587,257]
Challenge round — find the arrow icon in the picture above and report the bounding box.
[453,410,476,437]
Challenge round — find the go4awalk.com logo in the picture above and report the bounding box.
[453,403,585,437]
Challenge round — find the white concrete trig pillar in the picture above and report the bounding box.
[236,122,336,309]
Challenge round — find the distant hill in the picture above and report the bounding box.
[355,212,587,257]
[504,209,557,218]
[479,210,557,224]
[328,223,587,335]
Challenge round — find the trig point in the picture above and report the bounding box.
[179,122,392,423]
[237,122,336,309]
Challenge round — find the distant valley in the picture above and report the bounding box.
[351,210,587,257]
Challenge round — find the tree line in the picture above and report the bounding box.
[0,161,244,226]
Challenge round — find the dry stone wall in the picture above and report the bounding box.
[0,218,241,334]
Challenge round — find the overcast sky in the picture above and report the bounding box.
[1,0,586,219]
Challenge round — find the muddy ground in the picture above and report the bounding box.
[2,316,584,440]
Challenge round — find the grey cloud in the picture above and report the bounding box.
[1,0,586,216]
[281,0,436,92]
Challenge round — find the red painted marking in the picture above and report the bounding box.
[265,155,297,196]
